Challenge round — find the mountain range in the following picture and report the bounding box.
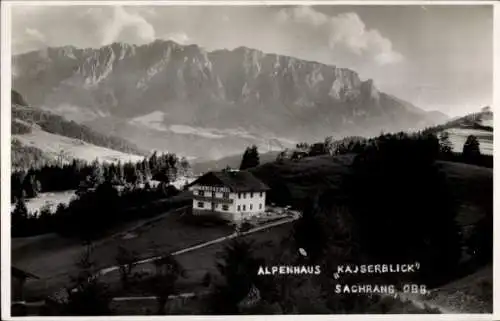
[12,40,448,160]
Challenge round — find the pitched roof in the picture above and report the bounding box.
[12,266,39,280]
[188,170,269,193]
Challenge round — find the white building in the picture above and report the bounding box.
[188,170,269,222]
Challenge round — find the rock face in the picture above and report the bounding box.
[12,40,444,158]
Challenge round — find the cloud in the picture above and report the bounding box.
[94,7,156,46]
[11,5,401,67]
[25,27,46,42]
[163,32,191,45]
[276,7,403,65]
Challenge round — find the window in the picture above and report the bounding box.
[259,203,262,209]
[223,192,230,199]
[243,205,246,211]
[198,190,205,197]
[237,205,241,211]
[197,202,204,208]
[250,192,254,198]
[250,204,253,210]
[260,192,263,197]
[243,193,246,199]
[238,193,241,199]
[212,191,216,198]
[222,205,229,211]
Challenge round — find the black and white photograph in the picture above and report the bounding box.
[2,1,495,317]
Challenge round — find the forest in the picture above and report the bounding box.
[12,104,146,156]
[11,151,192,203]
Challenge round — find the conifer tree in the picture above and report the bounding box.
[240,145,260,170]
[463,135,481,162]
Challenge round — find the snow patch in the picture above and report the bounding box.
[329,79,343,99]
[169,125,225,138]
[129,111,168,131]
[306,68,324,88]
[10,190,76,216]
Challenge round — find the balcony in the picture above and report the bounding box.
[193,195,234,204]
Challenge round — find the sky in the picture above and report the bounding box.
[10,4,493,117]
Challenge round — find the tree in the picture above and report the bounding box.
[293,191,358,266]
[142,159,152,182]
[64,243,112,315]
[22,174,41,198]
[344,132,461,286]
[276,150,289,163]
[117,161,125,184]
[438,131,453,156]
[292,195,329,263]
[88,159,104,187]
[39,204,52,217]
[466,215,493,265]
[296,142,309,150]
[153,170,170,184]
[240,145,260,170]
[324,136,334,155]
[70,181,121,242]
[149,151,159,174]
[463,135,481,163]
[12,198,29,219]
[309,142,328,156]
[57,149,70,167]
[12,198,29,234]
[116,246,138,290]
[11,170,27,202]
[209,239,263,314]
[202,272,212,287]
[180,157,191,177]
[149,254,185,315]
[134,168,144,186]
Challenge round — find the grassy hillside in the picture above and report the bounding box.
[12,105,147,156]
[250,154,492,227]
[425,109,493,133]
[192,151,280,174]
[250,154,352,208]
[423,109,493,156]
[424,264,492,313]
[446,128,493,156]
[12,125,145,166]
[11,138,55,169]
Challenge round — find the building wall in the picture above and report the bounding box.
[190,185,238,221]
[234,191,266,220]
[190,185,266,222]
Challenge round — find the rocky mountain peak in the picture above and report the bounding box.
[12,40,441,156]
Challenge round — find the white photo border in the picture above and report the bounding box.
[1,1,498,320]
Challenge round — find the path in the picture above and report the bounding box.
[98,215,298,276]
[384,291,456,314]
